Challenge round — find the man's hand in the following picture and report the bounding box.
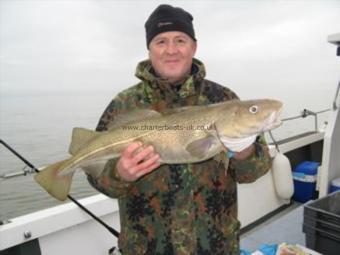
[116,142,161,182]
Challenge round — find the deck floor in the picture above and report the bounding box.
[240,202,305,251]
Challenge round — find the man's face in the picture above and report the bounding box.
[148,31,197,84]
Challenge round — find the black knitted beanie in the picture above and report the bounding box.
[145,4,196,48]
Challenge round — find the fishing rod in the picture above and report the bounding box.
[0,139,120,238]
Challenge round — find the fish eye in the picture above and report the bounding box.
[249,105,259,114]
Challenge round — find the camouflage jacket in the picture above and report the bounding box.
[87,58,272,255]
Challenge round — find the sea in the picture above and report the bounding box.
[0,89,334,221]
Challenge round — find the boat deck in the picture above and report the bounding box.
[240,202,306,251]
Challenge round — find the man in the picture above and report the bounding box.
[88,4,272,255]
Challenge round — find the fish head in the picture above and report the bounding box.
[215,99,283,138]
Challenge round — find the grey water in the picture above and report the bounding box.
[0,90,332,221]
[0,91,113,221]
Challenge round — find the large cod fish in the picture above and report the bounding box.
[35,99,283,201]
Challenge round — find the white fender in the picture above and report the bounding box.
[272,152,294,200]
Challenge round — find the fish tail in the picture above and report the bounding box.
[34,158,74,201]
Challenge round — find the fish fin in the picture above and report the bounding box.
[107,109,162,130]
[69,127,101,155]
[213,151,230,169]
[34,158,74,201]
[185,135,218,158]
[213,152,225,163]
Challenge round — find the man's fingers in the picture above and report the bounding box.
[117,142,161,181]
[135,159,161,179]
[132,145,155,164]
[134,153,160,171]
[122,142,142,158]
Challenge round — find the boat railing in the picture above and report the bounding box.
[282,108,330,132]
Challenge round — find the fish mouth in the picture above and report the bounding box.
[262,109,283,131]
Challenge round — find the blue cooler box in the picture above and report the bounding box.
[330,178,340,193]
[292,161,319,203]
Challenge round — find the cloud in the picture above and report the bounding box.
[0,0,339,95]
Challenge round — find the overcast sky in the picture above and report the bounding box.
[0,0,339,105]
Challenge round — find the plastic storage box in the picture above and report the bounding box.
[292,161,319,203]
[303,191,340,255]
[330,177,340,193]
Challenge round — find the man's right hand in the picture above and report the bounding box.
[116,142,161,182]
